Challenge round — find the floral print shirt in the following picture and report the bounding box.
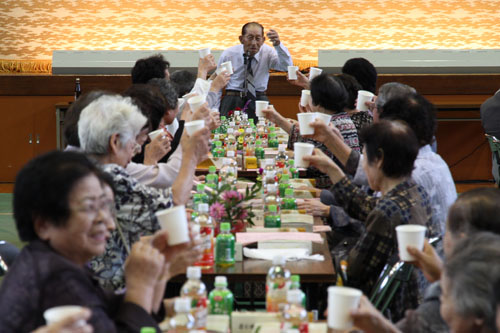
[90,163,173,291]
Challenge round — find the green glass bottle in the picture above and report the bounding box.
[215,223,235,267]
[209,276,234,315]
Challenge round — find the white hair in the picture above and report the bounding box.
[78,94,147,155]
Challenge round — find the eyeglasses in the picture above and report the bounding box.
[76,198,116,220]
[244,35,263,42]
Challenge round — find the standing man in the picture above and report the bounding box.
[218,22,293,119]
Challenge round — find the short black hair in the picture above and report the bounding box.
[170,70,197,97]
[241,22,264,36]
[310,73,348,113]
[13,151,106,242]
[380,93,437,147]
[148,78,178,111]
[122,84,166,131]
[342,58,377,94]
[337,74,362,110]
[131,54,170,84]
[63,90,111,147]
[447,187,500,236]
[360,120,419,178]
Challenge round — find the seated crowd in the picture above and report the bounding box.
[1,21,499,333]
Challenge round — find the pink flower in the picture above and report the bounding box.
[222,190,243,201]
[209,202,225,220]
[237,209,249,220]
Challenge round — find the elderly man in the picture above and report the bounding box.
[218,22,293,119]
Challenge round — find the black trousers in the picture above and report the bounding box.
[220,94,269,121]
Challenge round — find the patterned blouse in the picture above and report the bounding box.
[330,177,440,321]
[288,111,360,188]
[90,163,173,291]
[349,110,373,150]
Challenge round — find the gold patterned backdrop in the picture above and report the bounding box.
[0,0,499,73]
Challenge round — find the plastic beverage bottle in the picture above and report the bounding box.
[205,174,218,190]
[262,159,278,192]
[279,174,291,197]
[282,188,297,210]
[169,297,195,332]
[215,222,235,267]
[209,276,234,315]
[275,144,289,172]
[219,116,228,134]
[219,157,237,187]
[234,111,241,125]
[180,267,208,329]
[212,140,224,158]
[289,275,306,308]
[194,203,214,269]
[195,184,209,204]
[266,255,291,312]
[264,204,281,228]
[288,159,299,179]
[280,290,308,333]
[254,139,265,161]
[268,132,279,148]
[225,128,236,152]
[226,150,239,172]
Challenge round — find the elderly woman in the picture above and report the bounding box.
[0,151,173,332]
[305,120,439,320]
[264,73,359,188]
[78,94,209,291]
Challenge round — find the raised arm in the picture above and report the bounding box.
[266,29,293,71]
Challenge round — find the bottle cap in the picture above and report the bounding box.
[245,128,253,133]
[272,255,286,266]
[291,275,300,283]
[196,183,205,192]
[288,159,295,166]
[227,128,234,134]
[287,290,303,304]
[256,139,262,145]
[267,184,277,193]
[220,116,226,121]
[281,174,290,181]
[140,327,157,333]
[198,203,209,213]
[220,222,231,231]
[215,141,222,147]
[269,126,276,132]
[278,144,286,152]
[209,165,217,173]
[229,121,235,127]
[174,297,192,313]
[187,266,201,279]
[215,275,228,286]
[285,188,294,196]
[234,110,240,115]
[269,133,276,138]
[268,204,277,212]
[227,150,235,157]
[213,134,219,140]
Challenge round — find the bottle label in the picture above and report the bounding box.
[191,297,208,329]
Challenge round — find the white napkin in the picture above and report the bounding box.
[243,247,324,261]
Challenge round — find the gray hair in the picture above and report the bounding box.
[78,95,147,155]
[376,82,416,109]
[444,232,500,332]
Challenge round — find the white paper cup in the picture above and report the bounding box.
[315,112,332,124]
[188,95,205,113]
[294,142,314,168]
[309,67,323,80]
[396,224,427,261]
[300,90,311,107]
[44,305,86,326]
[297,113,316,135]
[217,61,233,75]
[255,101,269,118]
[288,66,299,80]
[148,129,165,141]
[199,48,211,58]
[185,119,205,136]
[327,286,362,330]
[155,205,190,245]
[182,91,197,100]
[357,90,375,112]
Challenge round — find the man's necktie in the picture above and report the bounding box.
[246,56,256,100]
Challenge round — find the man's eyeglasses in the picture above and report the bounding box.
[244,35,263,42]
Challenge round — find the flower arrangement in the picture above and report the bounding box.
[208,182,261,232]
